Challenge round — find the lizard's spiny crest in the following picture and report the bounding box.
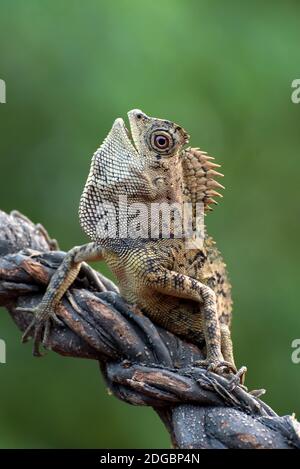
[182,147,225,212]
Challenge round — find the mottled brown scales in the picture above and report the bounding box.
[20,109,237,376]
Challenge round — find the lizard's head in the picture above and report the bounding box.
[127,109,189,159]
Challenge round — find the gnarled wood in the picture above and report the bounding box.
[0,209,299,449]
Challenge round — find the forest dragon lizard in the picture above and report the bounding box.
[19,109,239,376]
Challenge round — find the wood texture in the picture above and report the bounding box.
[0,209,299,449]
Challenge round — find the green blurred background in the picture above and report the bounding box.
[0,0,299,448]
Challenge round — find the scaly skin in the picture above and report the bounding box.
[20,109,237,376]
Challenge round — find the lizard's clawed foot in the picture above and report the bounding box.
[227,366,247,389]
[17,304,63,356]
[195,358,247,386]
[195,358,237,376]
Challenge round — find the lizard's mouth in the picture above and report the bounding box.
[113,111,145,154]
[112,117,139,155]
[124,120,135,145]
[115,109,190,156]
[127,109,148,153]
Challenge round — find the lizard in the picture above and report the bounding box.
[19,109,238,376]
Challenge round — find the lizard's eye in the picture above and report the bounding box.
[155,135,168,148]
[151,131,173,153]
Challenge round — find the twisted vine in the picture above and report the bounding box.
[0,210,299,449]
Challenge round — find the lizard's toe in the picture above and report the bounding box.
[18,304,61,356]
[227,366,248,389]
[195,358,237,375]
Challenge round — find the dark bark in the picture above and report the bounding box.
[0,209,299,449]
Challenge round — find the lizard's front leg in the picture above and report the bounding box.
[143,266,236,374]
[18,242,104,356]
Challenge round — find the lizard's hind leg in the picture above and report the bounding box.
[142,265,236,374]
[221,323,247,384]
[18,242,104,356]
[220,323,236,370]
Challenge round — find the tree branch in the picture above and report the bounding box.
[0,209,299,449]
